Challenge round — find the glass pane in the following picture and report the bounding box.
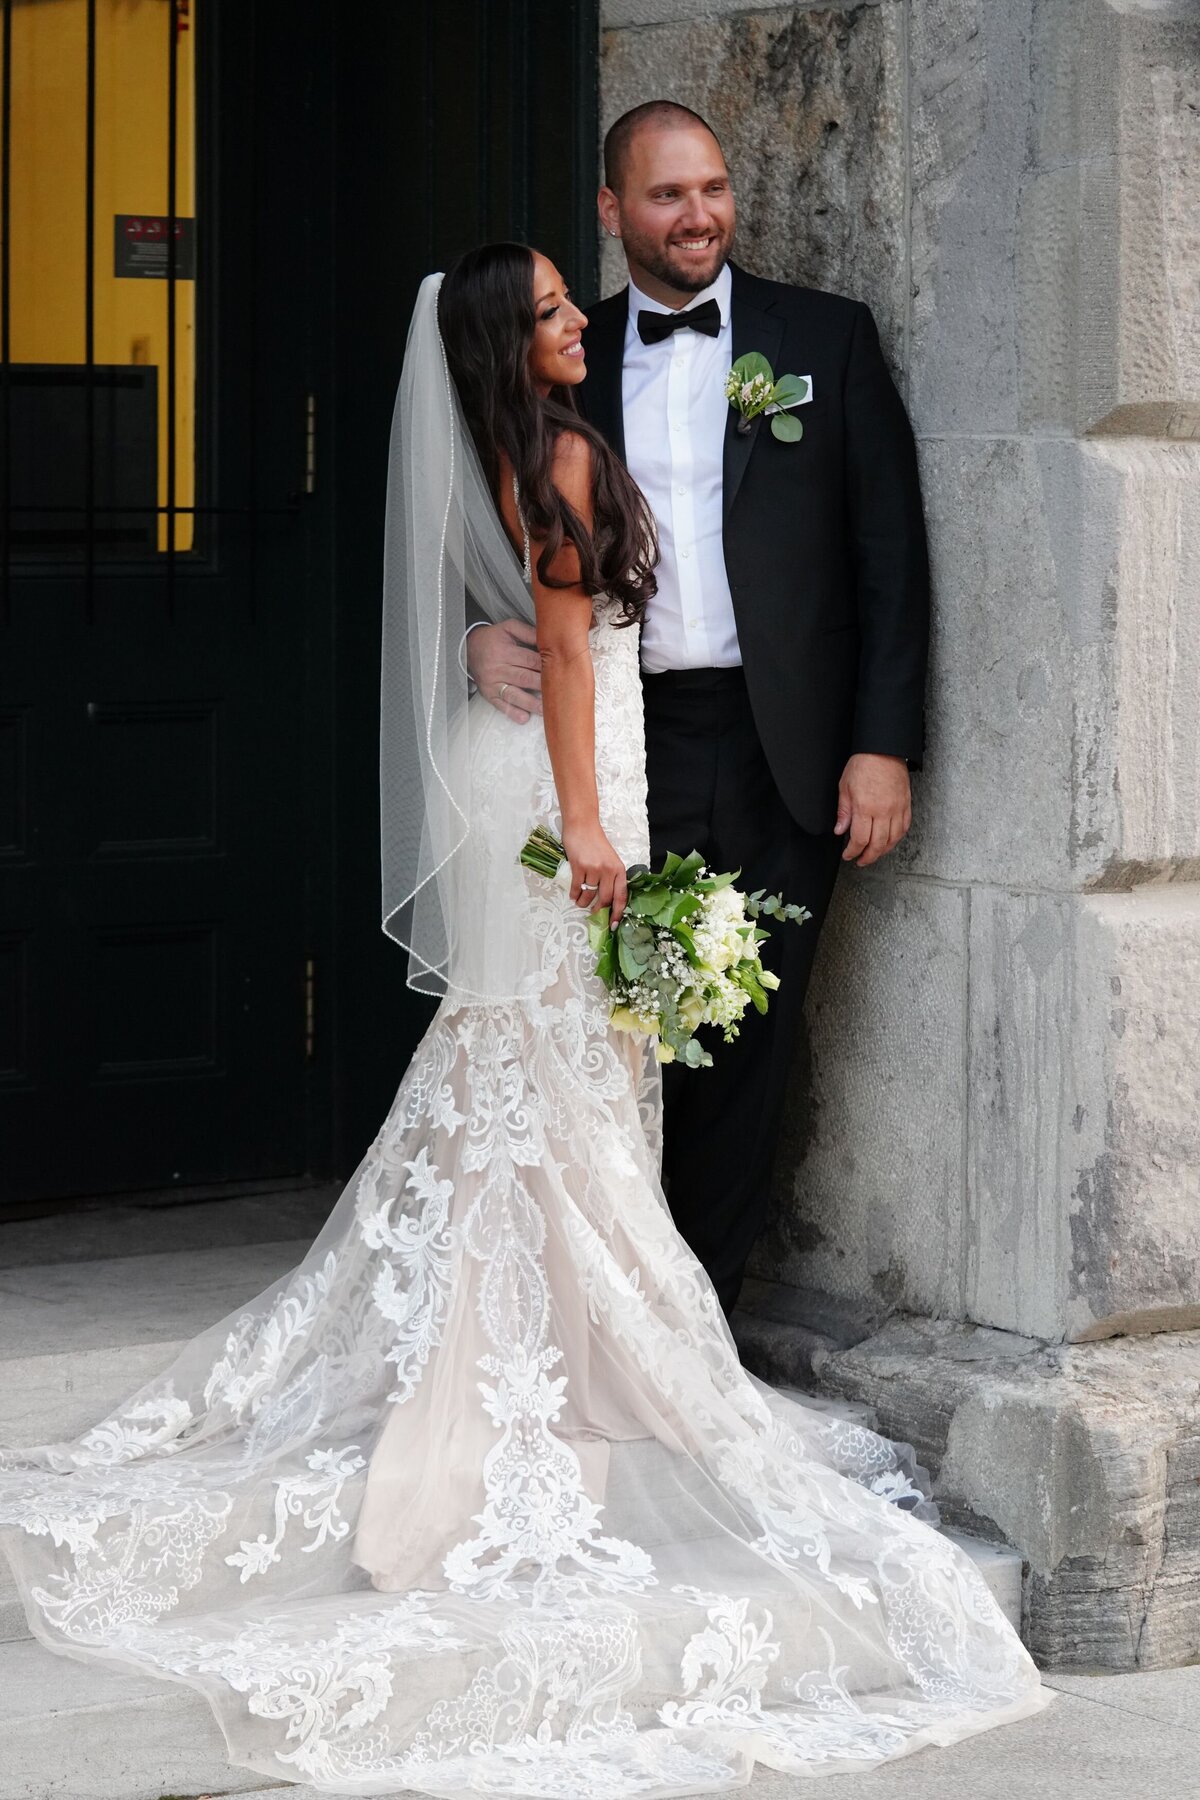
[1,0,199,557]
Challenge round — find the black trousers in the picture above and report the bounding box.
[642,667,843,1317]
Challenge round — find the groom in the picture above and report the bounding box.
[468,101,929,1316]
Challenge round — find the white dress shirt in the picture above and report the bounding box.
[622,262,740,672]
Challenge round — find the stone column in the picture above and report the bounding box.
[601,0,1200,1668]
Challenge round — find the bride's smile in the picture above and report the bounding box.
[529,251,589,394]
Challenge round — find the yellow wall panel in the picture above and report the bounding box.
[3,0,198,548]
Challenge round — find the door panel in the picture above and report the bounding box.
[0,0,599,1206]
[0,2,327,1203]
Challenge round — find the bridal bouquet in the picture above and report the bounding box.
[520,826,810,1068]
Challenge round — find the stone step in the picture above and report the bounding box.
[0,1238,318,1396]
[943,1528,1023,1631]
[770,1386,1025,1633]
[0,1238,312,1646]
[0,1636,286,1800]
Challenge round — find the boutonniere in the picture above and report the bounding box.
[725,353,812,441]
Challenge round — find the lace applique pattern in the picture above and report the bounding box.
[0,605,1046,1794]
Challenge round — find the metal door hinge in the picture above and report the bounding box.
[304,393,316,495]
[304,955,316,1062]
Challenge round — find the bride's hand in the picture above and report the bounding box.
[562,822,628,927]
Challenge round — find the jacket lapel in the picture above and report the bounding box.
[579,297,627,463]
[723,267,784,526]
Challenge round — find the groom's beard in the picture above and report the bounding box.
[624,231,734,297]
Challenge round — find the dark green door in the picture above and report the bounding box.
[0,0,598,1208]
[0,3,334,1204]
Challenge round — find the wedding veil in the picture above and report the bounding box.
[379,272,538,997]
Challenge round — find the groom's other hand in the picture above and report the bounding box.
[836,753,912,866]
[467,619,543,723]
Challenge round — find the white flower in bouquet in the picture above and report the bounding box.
[519,827,811,1070]
[692,884,755,974]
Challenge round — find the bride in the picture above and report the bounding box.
[0,244,1048,1795]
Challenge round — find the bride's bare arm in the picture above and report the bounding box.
[519,433,627,928]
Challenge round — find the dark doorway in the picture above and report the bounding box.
[0,0,598,1208]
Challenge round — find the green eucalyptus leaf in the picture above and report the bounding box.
[771,412,804,443]
[673,850,705,886]
[772,374,809,408]
[668,892,703,926]
[731,351,775,385]
[617,935,646,982]
[695,870,737,894]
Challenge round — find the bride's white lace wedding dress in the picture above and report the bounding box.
[0,590,1048,1796]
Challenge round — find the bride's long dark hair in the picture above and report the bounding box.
[437,242,657,624]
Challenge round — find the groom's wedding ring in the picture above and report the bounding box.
[498,682,510,703]
[580,881,599,892]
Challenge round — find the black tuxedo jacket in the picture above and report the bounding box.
[576,262,930,835]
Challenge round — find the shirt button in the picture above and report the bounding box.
[680,548,690,559]
[676,485,686,496]
[674,356,684,368]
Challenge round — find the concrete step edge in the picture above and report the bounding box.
[0,1635,270,1800]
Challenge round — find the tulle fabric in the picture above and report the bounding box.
[0,605,1049,1795]
[379,272,550,1004]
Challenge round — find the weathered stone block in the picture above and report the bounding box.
[753,873,969,1318]
[735,1304,1200,1670]
[908,0,1030,435]
[600,3,908,372]
[602,0,881,24]
[910,0,1200,437]
[1021,0,1200,436]
[761,878,1200,1343]
[969,884,1200,1342]
[900,436,1200,891]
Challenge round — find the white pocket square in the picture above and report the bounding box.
[766,376,813,415]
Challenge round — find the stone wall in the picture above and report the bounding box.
[601,0,1200,1349]
[600,0,1200,1665]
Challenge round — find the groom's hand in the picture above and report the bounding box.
[466,619,543,723]
[836,754,912,866]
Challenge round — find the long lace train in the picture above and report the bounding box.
[0,606,1049,1794]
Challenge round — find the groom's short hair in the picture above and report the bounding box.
[603,101,724,194]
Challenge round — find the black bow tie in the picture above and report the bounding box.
[636,297,722,345]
